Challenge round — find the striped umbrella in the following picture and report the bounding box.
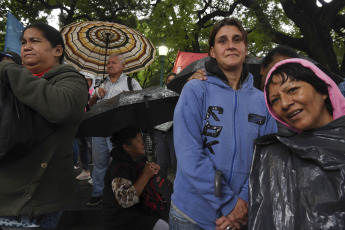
[60,21,156,78]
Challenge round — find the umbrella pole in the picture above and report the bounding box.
[142,96,156,162]
[102,33,111,81]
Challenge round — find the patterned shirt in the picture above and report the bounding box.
[98,73,142,102]
[112,177,140,208]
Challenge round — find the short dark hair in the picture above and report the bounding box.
[208,18,248,55]
[261,45,299,69]
[266,62,333,116]
[110,126,141,160]
[22,23,65,64]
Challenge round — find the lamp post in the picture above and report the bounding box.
[158,44,168,86]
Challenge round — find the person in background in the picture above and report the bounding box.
[188,45,299,93]
[73,74,95,180]
[0,23,88,229]
[154,73,177,176]
[259,45,299,91]
[86,54,142,206]
[103,126,169,230]
[0,51,22,65]
[165,73,176,85]
[170,18,277,230]
[337,80,345,97]
[249,58,345,229]
[73,137,92,180]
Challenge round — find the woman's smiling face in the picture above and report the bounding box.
[268,74,333,131]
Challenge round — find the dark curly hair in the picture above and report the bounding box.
[110,126,141,162]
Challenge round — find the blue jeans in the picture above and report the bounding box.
[0,210,63,229]
[169,204,205,230]
[73,138,79,165]
[91,137,112,197]
[73,137,90,171]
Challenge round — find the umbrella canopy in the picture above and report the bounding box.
[167,56,262,94]
[172,51,208,74]
[76,87,179,137]
[60,21,156,78]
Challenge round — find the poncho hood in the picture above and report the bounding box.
[264,58,345,132]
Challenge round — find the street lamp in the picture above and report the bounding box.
[158,44,168,86]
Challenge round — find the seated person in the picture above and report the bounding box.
[102,126,169,230]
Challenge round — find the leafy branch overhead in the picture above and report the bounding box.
[1,0,344,87]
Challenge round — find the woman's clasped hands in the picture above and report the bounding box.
[142,162,160,178]
[215,198,248,230]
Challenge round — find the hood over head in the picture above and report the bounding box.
[264,58,345,132]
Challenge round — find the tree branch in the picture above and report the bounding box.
[332,14,345,36]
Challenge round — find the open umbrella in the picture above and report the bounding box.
[167,56,262,94]
[76,87,179,137]
[60,21,156,79]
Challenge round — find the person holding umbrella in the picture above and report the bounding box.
[169,18,277,230]
[259,45,299,91]
[87,53,142,206]
[0,23,88,229]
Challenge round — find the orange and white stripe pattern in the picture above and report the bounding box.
[60,21,156,77]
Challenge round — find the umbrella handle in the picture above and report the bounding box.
[94,78,106,89]
[215,170,221,197]
[144,95,150,109]
[102,33,111,80]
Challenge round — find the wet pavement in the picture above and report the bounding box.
[57,166,104,230]
[57,155,164,230]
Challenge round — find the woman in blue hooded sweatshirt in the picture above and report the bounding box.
[169,18,277,230]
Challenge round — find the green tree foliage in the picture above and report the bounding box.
[1,0,344,86]
[248,0,345,78]
[138,0,256,87]
[0,7,7,51]
[0,0,150,85]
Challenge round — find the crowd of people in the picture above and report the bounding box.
[0,16,345,230]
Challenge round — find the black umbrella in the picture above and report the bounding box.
[76,87,179,137]
[167,56,262,94]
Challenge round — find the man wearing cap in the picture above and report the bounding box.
[0,51,22,65]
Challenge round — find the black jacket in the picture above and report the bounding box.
[249,116,345,230]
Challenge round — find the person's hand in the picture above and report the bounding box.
[216,215,233,230]
[142,162,160,179]
[215,198,248,230]
[134,162,160,196]
[187,69,207,81]
[148,162,160,174]
[97,87,107,98]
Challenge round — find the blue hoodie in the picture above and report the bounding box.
[172,60,277,229]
